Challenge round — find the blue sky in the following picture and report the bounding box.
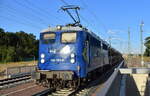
[0,0,150,54]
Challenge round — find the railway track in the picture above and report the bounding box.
[0,75,32,89]
[32,62,123,96]
[0,82,48,96]
[50,88,75,96]
[32,75,105,96]
[33,88,75,96]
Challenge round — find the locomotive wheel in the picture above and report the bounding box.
[75,79,80,90]
[56,80,62,90]
[35,80,40,85]
[41,80,47,87]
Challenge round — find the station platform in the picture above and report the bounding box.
[92,61,150,96]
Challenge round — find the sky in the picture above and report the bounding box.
[0,0,150,54]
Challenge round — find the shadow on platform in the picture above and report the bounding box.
[126,75,150,96]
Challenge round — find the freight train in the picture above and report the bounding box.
[35,25,123,89]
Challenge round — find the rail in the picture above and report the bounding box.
[32,88,53,96]
[0,75,32,89]
[32,88,75,96]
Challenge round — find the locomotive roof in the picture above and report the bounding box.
[41,26,85,33]
[41,26,109,45]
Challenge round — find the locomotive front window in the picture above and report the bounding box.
[42,33,56,44]
[61,32,77,43]
[43,33,55,39]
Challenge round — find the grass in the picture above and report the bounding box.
[124,56,150,62]
[0,60,38,73]
[124,56,150,67]
[143,57,150,62]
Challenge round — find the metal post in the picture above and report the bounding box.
[33,55,35,65]
[19,66,21,74]
[128,27,131,66]
[140,21,144,66]
[6,68,8,78]
[109,36,111,47]
[109,36,112,64]
[120,41,122,53]
[149,49,150,57]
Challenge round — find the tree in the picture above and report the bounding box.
[0,28,39,62]
[144,37,150,56]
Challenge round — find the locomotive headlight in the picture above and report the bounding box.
[41,53,45,58]
[70,59,75,63]
[41,59,45,63]
[56,25,62,30]
[71,53,75,58]
[60,45,70,54]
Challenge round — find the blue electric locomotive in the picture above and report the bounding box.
[35,5,123,89]
[35,25,115,88]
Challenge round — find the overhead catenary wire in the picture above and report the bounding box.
[79,0,108,33]
[0,5,47,27]
[13,0,56,26]
[60,0,70,5]
[0,15,43,30]
[79,14,93,28]
[0,6,44,29]
[25,0,66,23]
